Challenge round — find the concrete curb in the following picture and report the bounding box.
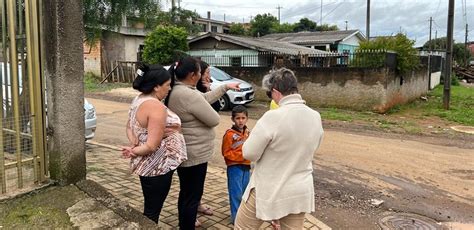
[75,179,158,229]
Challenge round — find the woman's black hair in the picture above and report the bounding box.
[196,61,210,93]
[165,57,200,105]
[132,63,171,94]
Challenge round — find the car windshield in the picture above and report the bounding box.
[210,67,232,81]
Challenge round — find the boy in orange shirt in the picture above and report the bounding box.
[221,105,251,224]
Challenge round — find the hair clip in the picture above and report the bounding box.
[136,69,144,76]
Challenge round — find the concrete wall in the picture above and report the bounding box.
[123,36,143,61]
[382,69,429,112]
[219,66,429,112]
[102,31,143,62]
[84,41,101,75]
[430,71,441,89]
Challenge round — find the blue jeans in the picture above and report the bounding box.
[227,164,250,223]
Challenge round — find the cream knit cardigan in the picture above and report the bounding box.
[167,82,227,167]
[242,94,324,220]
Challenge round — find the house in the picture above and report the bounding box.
[261,30,366,54]
[84,21,146,77]
[193,11,230,34]
[467,42,474,57]
[188,32,336,67]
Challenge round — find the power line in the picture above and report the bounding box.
[321,2,344,22]
[282,2,337,20]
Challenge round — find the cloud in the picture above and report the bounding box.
[180,0,473,46]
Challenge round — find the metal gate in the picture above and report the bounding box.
[1,0,46,195]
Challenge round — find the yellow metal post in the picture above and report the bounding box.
[7,0,23,188]
[0,0,6,194]
[31,0,47,182]
[37,0,47,179]
[25,0,39,183]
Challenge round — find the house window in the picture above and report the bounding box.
[211,25,218,32]
[202,24,207,32]
[231,57,241,67]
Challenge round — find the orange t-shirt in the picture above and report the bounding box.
[221,126,251,166]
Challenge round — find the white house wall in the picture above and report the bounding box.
[124,36,144,62]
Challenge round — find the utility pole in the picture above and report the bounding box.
[171,0,176,8]
[444,0,455,110]
[345,20,348,31]
[366,0,370,40]
[320,0,323,26]
[276,5,283,24]
[465,23,469,66]
[224,14,226,22]
[428,17,433,90]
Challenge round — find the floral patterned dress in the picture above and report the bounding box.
[128,96,187,176]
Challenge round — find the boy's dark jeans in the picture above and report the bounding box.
[227,164,251,223]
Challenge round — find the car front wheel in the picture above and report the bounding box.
[218,95,231,111]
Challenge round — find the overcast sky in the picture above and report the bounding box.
[165,0,473,47]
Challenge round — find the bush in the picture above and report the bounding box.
[142,25,188,65]
[357,33,419,73]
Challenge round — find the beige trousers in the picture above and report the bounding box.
[234,189,305,230]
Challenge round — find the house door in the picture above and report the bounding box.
[1,0,47,195]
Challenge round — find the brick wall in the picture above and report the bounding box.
[218,67,429,112]
[84,41,101,76]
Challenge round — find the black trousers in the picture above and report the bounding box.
[177,163,208,230]
[139,170,175,223]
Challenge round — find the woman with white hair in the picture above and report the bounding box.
[234,68,324,230]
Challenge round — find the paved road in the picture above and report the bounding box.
[87,97,474,229]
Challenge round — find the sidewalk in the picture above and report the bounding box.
[86,141,331,229]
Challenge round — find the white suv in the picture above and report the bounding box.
[209,66,254,110]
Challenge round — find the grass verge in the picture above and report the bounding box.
[0,185,87,228]
[85,72,130,93]
[317,84,473,133]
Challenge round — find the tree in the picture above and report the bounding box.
[142,25,189,65]
[293,18,317,32]
[249,13,278,37]
[422,37,447,50]
[423,37,472,67]
[358,33,419,73]
[274,23,295,33]
[229,23,247,35]
[157,7,202,35]
[316,24,339,31]
[83,0,162,44]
